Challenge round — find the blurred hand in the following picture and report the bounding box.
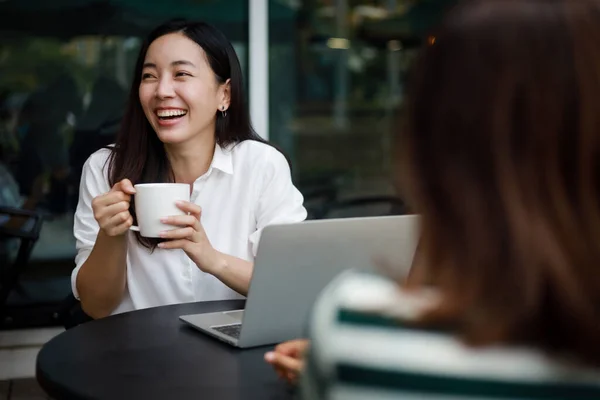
[264,339,310,385]
[92,179,136,237]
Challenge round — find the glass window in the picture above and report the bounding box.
[268,0,452,219]
[0,0,248,326]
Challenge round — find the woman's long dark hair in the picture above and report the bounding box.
[400,0,600,366]
[107,19,267,249]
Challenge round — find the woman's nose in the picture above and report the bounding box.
[156,77,175,99]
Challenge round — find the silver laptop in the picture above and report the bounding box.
[179,214,420,348]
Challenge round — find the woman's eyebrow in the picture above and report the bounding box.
[142,60,196,69]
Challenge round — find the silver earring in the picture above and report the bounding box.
[221,107,227,118]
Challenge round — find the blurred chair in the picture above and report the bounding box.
[0,162,76,329]
[303,185,338,220]
[0,205,44,325]
[297,172,347,220]
[0,209,90,329]
[321,195,408,219]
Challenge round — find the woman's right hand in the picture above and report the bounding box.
[92,179,137,237]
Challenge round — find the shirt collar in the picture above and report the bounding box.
[210,144,234,175]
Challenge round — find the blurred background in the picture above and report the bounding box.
[0,0,454,330]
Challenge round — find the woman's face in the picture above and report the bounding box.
[139,32,229,145]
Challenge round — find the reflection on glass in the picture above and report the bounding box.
[269,0,452,220]
[0,1,248,328]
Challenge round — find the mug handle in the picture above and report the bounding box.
[129,225,140,232]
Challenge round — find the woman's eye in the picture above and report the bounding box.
[175,72,191,78]
[141,73,155,80]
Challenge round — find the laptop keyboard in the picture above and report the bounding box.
[212,323,242,339]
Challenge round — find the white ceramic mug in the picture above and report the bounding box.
[129,183,190,238]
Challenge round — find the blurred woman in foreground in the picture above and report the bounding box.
[266,0,600,397]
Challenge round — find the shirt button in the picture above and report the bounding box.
[181,254,191,279]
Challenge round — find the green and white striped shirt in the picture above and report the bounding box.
[301,271,600,399]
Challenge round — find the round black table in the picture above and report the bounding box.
[36,300,295,400]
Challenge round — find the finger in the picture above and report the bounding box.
[275,340,300,353]
[265,355,296,381]
[276,355,303,375]
[275,339,308,357]
[119,179,136,194]
[264,352,303,374]
[157,239,190,250]
[160,214,198,227]
[265,353,285,375]
[285,371,298,384]
[175,201,202,217]
[93,191,131,209]
[265,352,275,364]
[113,179,136,194]
[96,201,130,221]
[105,215,133,236]
[159,227,196,239]
[104,210,131,229]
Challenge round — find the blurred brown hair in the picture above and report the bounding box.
[400,0,600,366]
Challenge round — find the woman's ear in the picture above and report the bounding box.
[220,78,231,111]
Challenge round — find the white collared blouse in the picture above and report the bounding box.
[72,140,307,315]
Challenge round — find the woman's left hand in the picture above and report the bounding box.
[265,339,310,384]
[158,201,222,273]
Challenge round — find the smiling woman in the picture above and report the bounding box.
[71,19,307,319]
[138,34,227,146]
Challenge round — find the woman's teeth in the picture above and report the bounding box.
[157,110,187,119]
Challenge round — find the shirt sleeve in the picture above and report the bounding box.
[248,148,307,256]
[71,151,111,299]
